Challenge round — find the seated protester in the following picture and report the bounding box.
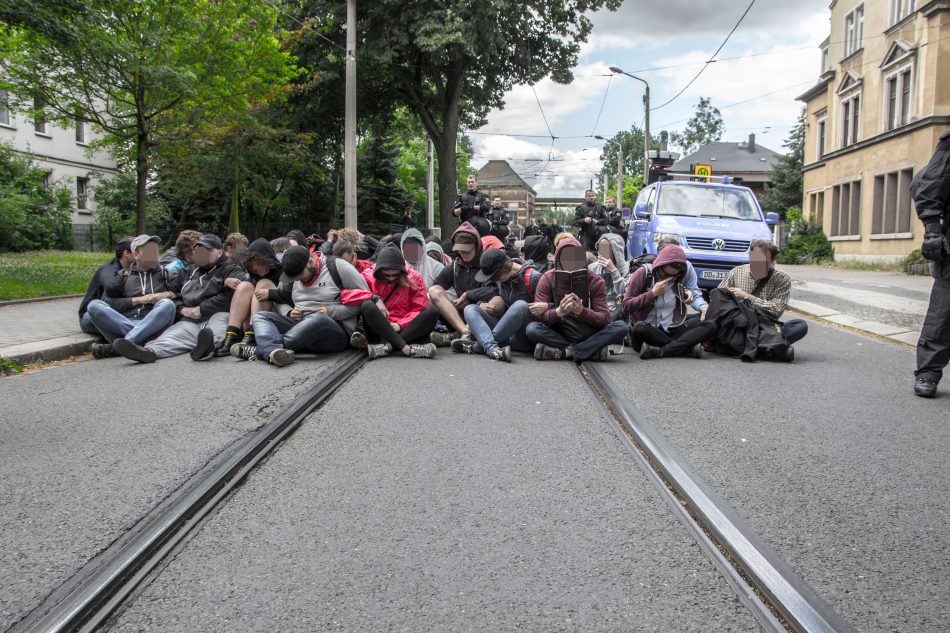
[655,236,708,317]
[319,227,363,257]
[622,244,717,360]
[521,234,552,275]
[711,240,806,362]
[350,243,438,360]
[425,240,451,266]
[401,228,444,288]
[160,230,201,272]
[589,233,631,321]
[112,234,244,364]
[427,222,489,346]
[270,236,291,262]
[80,237,134,336]
[224,232,249,262]
[481,235,504,252]
[286,229,308,247]
[86,235,178,359]
[211,238,283,358]
[453,249,544,361]
[526,237,628,362]
[232,244,371,367]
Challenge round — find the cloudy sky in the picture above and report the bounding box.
[469,0,830,198]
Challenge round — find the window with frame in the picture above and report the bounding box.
[845,5,864,57]
[0,90,10,126]
[76,177,89,210]
[75,118,86,144]
[872,168,914,236]
[33,95,49,135]
[841,93,861,147]
[885,67,913,130]
[830,180,862,237]
[821,45,830,74]
[890,0,916,25]
[816,117,827,159]
[809,190,826,227]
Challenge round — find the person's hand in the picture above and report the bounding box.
[584,216,593,224]
[567,293,584,316]
[224,277,241,290]
[556,294,574,318]
[327,229,339,243]
[598,256,616,273]
[290,307,305,321]
[528,301,549,317]
[729,287,750,300]
[452,206,461,217]
[651,277,673,296]
[391,322,401,333]
[376,299,389,319]
[254,287,270,301]
[179,306,200,319]
[684,289,694,304]
[921,224,949,262]
[453,293,470,310]
[700,306,708,321]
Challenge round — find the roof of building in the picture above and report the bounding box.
[476,160,538,196]
[669,135,783,175]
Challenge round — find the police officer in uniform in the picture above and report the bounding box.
[488,195,511,242]
[453,175,491,223]
[572,189,609,251]
[912,129,950,398]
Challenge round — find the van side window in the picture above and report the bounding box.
[646,187,656,214]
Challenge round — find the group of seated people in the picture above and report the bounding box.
[78,223,808,368]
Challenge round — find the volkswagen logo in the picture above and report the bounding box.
[712,238,726,251]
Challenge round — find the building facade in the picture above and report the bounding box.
[0,89,117,233]
[669,134,782,201]
[475,160,537,230]
[797,0,950,261]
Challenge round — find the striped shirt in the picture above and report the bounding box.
[718,264,790,319]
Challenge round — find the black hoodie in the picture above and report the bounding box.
[522,235,552,274]
[432,222,488,297]
[171,253,245,322]
[243,238,281,285]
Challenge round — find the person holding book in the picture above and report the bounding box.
[526,236,628,362]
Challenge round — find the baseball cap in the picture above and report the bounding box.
[475,249,509,282]
[195,234,223,250]
[279,245,312,284]
[130,234,161,251]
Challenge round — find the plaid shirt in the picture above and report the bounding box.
[718,264,790,319]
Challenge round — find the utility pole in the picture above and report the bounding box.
[344,0,357,229]
[602,171,608,204]
[642,84,650,185]
[616,146,623,206]
[426,137,435,236]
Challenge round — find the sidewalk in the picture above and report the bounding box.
[0,297,97,365]
[781,264,933,346]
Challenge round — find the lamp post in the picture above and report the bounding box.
[609,66,650,186]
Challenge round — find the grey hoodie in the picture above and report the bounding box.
[401,229,444,288]
[588,233,630,320]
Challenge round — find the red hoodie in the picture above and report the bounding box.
[533,236,612,329]
[622,244,690,327]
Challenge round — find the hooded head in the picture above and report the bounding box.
[653,244,688,280]
[242,237,280,279]
[554,236,587,272]
[594,233,629,276]
[481,235,504,252]
[286,230,307,247]
[400,229,426,266]
[425,241,446,264]
[521,235,550,264]
[451,222,483,266]
[373,243,408,283]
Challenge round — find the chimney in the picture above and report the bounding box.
[748,133,756,153]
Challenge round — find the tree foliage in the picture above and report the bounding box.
[0,143,73,251]
[669,97,724,155]
[760,108,806,217]
[596,127,658,206]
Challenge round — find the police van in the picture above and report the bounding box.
[625,176,779,289]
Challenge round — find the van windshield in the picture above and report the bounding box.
[656,185,762,221]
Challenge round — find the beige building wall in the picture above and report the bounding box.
[799,1,950,261]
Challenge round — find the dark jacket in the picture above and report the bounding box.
[79,258,123,319]
[432,222,489,297]
[243,238,282,285]
[911,129,950,226]
[534,237,612,329]
[572,201,609,236]
[453,189,491,222]
[171,253,245,322]
[102,263,177,320]
[497,264,542,306]
[522,235,552,275]
[706,287,787,361]
[622,245,690,327]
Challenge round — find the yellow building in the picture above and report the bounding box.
[797,0,950,261]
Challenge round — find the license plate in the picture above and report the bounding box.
[701,270,728,280]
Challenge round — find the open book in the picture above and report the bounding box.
[553,269,590,304]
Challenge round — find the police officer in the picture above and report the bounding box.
[572,189,609,251]
[605,195,628,244]
[911,129,950,398]
[488,195,511,242]
[453,175,491,223]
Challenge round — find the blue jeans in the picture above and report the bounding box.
[253,311,349,358]
[85,298,176,345]
[463,300,534,355]
[525,319,628,362]
[79,311,100,336]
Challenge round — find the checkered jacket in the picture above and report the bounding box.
[718,265,790,320]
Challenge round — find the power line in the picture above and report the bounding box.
[260,0,349,54]
[589,75,612,136]
[532,85,555,140]
[650,0,756,111]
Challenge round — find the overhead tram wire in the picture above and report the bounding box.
[650,0,756,112]
[260,0,350,54]
[589,75,613,136]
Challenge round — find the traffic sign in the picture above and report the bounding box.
[694,164,712,177]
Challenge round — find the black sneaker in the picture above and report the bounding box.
[239,331,256,346]
[350,330,368,349]
[90,343,118,359]
[533,343,563,361]
[691,343,704,359]
[488,346,511,362]
[596,347,610,362]
[190,328,216,361]
[409,343,437,359]
[214,331,241,357]
[781,345,794,363]
[430,331,461,347]
[113,337,157,364]
[639,343,663,360]
[267,348,295,367]
[230,343,258,361]
[451,338,478,354]
[914,378,938,398]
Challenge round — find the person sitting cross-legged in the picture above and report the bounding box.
[427,222,490,346]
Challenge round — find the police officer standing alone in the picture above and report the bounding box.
[572,190,609,251]
[911,129,950,398]
[453,175,491,223]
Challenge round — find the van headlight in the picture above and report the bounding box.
[653,232,683,248]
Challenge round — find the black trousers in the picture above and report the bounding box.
[632,319,717,356]
[360,301,439,351]
[917,258,950,381]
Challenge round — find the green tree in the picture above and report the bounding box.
[0,0,299,233]
[357,134,411,233]
[359,0,622,231]
[595,127,658,205]
[0,143,73,251]
[91,165,172,247]
[669,97,724,155]
[760,108,806,217]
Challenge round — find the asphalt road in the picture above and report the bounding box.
[604,317,950,633]
[104,356,762,633]
[0,352,345,632]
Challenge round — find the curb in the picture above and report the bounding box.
[0,294,84,308]
[0,334,97,368]
[787,298,920,347]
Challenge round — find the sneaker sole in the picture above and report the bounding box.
[114,338,156,364]
[269,349,295,367]
[190,329,216,361]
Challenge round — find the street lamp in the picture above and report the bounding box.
[609,66,650,186]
